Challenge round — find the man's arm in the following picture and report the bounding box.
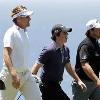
[78,44,100,87]
[4,47,13,71]
[32,63,43,75]
[3,47,20,89]
[65,63,87,90]
[81,62,100,87]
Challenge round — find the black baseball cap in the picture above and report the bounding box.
[51,24,72,35]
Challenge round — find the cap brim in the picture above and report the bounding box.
[23,10,33,16]
[95,23,100,28]
[62,28,72,32]
[12,10,33,19]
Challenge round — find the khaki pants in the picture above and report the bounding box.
[0,68,42,100]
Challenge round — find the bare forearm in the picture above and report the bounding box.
[69,70,80,81]
[82,63,99,82]
[32,63,42,75]
[3,48,14,72]
[65,63,80,81]
[65,63,87,90]
[32,65,38,75]
[67,67,80,81]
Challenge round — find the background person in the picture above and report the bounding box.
[72,19,100,100]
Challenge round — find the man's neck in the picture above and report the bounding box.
[56,40,64,48]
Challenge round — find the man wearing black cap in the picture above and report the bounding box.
[72,19,100,100]
[32,24,86,100]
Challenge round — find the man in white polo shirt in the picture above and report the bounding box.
[0,5,42,100]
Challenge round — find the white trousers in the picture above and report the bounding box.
[0,68,42,100]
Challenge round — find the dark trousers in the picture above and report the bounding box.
[39,81,70,100]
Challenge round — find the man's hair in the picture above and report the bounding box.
[12,18,17,24]
[85,28,94,37]
[51,30,61,41]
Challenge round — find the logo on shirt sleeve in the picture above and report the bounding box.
[82,55,87,60]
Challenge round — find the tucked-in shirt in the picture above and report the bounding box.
[37,41,70,82]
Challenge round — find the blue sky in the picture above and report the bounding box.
[0,0,100,99]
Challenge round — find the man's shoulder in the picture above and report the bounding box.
[41,43,55,54]
[5,25,19,37]
[78,37,94,51]
[4,27,14,37]
[43,45,54,51]
[79,37,91,46]
[5,25,15,33]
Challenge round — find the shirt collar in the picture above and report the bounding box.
[13,23,27,32]
[52,41,65,50]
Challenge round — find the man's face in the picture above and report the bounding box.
[93,28,100,39]
[57,32,68,43]
[16,16,31,29]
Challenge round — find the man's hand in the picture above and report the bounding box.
[11,69,20,89]
[95,79,100,87]
[77,80,87,91]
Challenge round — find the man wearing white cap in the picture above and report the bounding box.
[0,5,42,100]
[72,19,100,100]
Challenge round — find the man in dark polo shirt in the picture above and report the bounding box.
[72,19,100,100]
[32,24,86,100]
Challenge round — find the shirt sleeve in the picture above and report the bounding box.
[64,47,70,64]
[79,45,89,63]
[3,30,14,49]
[37,47,49,64]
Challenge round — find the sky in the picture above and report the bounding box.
[0,0,100,100]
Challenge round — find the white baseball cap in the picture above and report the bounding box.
[86,19,100,31]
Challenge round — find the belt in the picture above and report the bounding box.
[42,80,61,85]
